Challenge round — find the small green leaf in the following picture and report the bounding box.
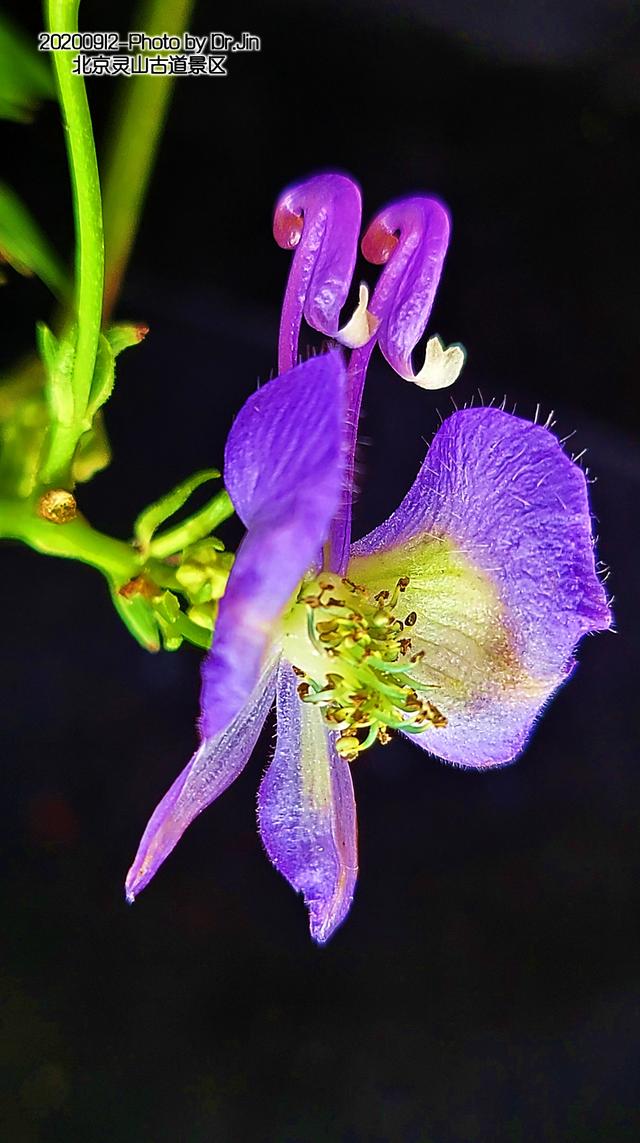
[36,321,75,425]
[84,324,148,423]
[0,15,55,123]
[35,322,59,373]
[111,589,161,653]
[134,469,222,554]
[85,335,115,421]
[0,181,70,299]
[105,322,149,358]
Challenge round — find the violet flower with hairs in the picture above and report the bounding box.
[126,174,611,943]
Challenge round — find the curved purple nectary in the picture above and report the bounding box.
[273,173,362,373]
[350,408,611,767]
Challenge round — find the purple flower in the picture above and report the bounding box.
[126,175,611,943]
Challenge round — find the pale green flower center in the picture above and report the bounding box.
[280,574,446,760]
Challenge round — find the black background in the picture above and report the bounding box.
[2,1,639,1140]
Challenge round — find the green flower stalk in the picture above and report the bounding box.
[40,0,104,488]
[0,1,234,653]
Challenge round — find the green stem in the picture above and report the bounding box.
[0,498,140,583]
[149,490,234,559]
[41,0,104,485]
[101,0,196,322]
[47,0,103,415]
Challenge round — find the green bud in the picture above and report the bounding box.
[111,588,161,653]
[175,545,233,606]
[187,601,218,631]
[73,411,111,483]
[153,590,184,651]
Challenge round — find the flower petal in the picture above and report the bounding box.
[273,173,363,371]
[350,408,611,767]
[126,657,278,901]
[200,352,346,737]
[258,661,358,943]
[361,195,452,383]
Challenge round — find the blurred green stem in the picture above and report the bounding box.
[0,498,139,583]
[41,0,104,485]
[102,0,196,321]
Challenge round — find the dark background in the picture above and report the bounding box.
[2,1,639,1140]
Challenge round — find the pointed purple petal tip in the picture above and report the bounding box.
[126,664,277,900]
[258,664,358,944]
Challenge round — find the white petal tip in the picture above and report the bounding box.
[409,336,466,390]
[335,282,379,349]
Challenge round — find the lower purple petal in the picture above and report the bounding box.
[126,657,277,901]
[258,661,358,943]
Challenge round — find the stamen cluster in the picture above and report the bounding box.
[293,575,447,760]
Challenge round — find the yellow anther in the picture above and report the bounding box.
[283,571,447,759]
[336,735,361,759]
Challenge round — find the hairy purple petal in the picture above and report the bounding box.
[351,408,611,766]
[258,662,358,944]
[200,353,346,738]
[126,659,277,902]
[361,196,451,382]
[274,173,362,372]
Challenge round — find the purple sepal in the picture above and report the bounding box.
[125,659,277,901]
[361,196,451,381]
[258,662,358,944]
[200,352,346,738]
[352,408,611,767]
[274,173,362,372]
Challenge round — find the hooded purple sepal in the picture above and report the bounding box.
[361,196,451,382]
[125,658,277,902]
[200,352,346,738]
[351,408,611,767]
[258,662,358,944]
[274,173,362,372]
